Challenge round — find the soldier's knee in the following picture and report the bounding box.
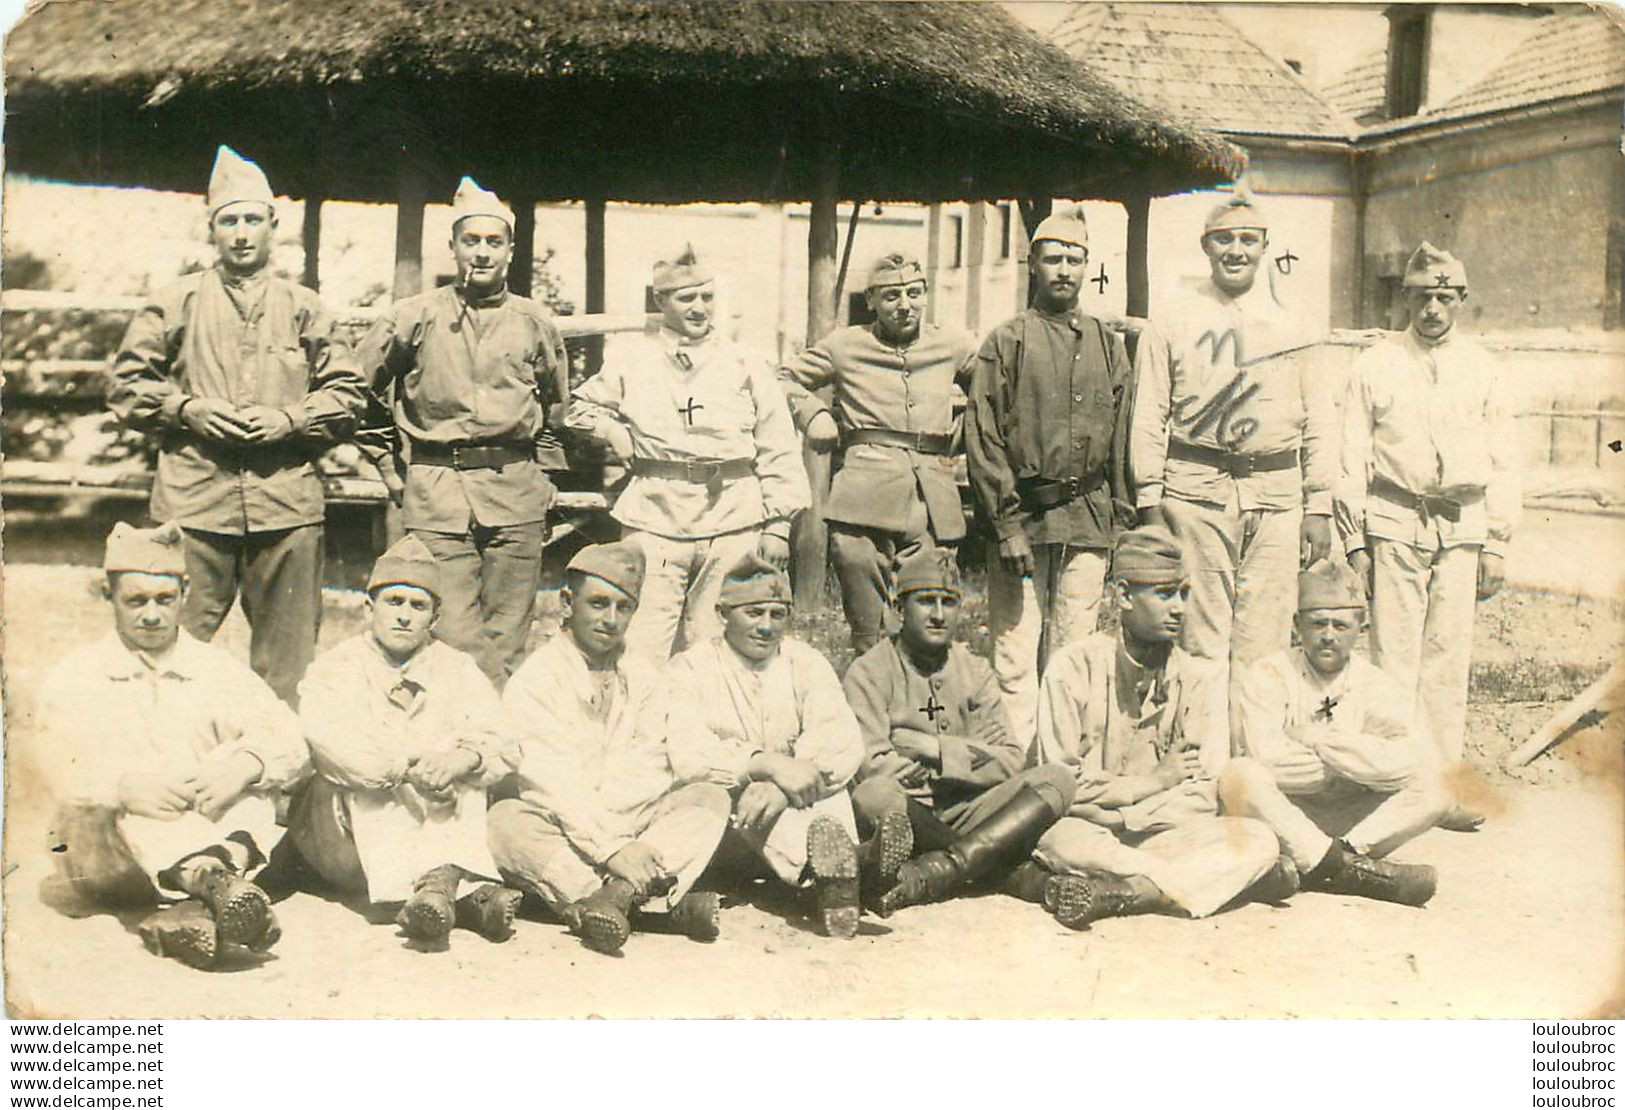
[1217,756,1272,813]
[484,798,534,861]
[677,782,734,820]
[829,528,878,570]
[1023,763,1078,815]
[850,775,907,823]
[1217,816,1279,862]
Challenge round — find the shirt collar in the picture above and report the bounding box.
[1033,305,1083,332]
[455,283,509,310]
[1408,324,1455,350]
[1293,647,1351,698]
[658,325,714,353]
[95,631,206,683]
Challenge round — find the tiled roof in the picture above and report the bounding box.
[1427,5,1625,122]
[1047,2,1356,140]
[1321,46,1387,124]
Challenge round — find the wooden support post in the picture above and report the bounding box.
[1125,191,1151,319]
[392,163,428,301]
[792,148,841,609]
[1505,662,1623,769]
[510,195,536,297]
[924,203,943,324]
[965,202,987,333]
[585,197,607,375]
[300,194,323,292]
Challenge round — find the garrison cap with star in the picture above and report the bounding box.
[1203,191,1269,236]
[566,541,646,601]
[866,251,926,290]
[206,145,275,217]
[1111,526,1188,585]
[450,176,516,234]
[1030,206,1089,249]
[1297,559,1366,612]
[652,244,713,293]
[103,521,188,577]
[368,534,444,600]
[718,552,793,608]
[894,543,961,598]
[1402,240,1468,292]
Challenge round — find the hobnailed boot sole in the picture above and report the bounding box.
[138,902,218,970]
[456,885,523,942]
[577,905,632,954]
[201,874,274,948]
[399,891,456,944]
[873,813,914,885]
[1043,874,1102,929]
[807,816,861,939]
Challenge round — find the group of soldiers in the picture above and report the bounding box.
[37,145,1518,969]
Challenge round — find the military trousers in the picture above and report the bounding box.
[1218,755,1448,872]
[412,521,547,688]
[1035,812,1278,919]
[486,784,731,914]
[987,542,1107,750]
[850,763,1076,850]
[182,524,323,707]
[620,527,763,664]
[1369,539,1480,763]
[829,498,946,656]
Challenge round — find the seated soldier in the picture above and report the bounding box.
[291,536,523,947]
[665,554,867,938]
[843,545,1076,915]
[491,541,732,956]
[1218,559,1445,906]
[1015,526,1288,929]
[38,522,308,969]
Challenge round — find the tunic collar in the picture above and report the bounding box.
[94,631,207,683]
[455,283,509,310]
[658,325,714,353]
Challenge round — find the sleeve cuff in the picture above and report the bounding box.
[1135,486,1164,511]
[937,734,970,782]
[1304,490,1333,517]
[761,519,793,542]
[1343,534,1368,557]
[283,406,311,435]
[161,391,192,428]
[589,835,637,867]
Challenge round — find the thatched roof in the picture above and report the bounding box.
[4,0,1242,205]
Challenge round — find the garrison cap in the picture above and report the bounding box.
[866,252,926,290]
[1031,206,1089,249]
[1203,193,1269,236]
[652,244,713,294]
[1112,526,1187,585]
[718,552,792,608]
[1402,240,1468,292]
[368,534,443,600]
[206,145,274,217]
[1297,559,1366,612]
[895,544,961,599]
[566,541,646,601]
[450,176,515,234]
[103,521,187,577]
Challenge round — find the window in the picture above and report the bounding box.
[997,202,1013,260]
[949,214,964,268]
[1386,7,1429,118]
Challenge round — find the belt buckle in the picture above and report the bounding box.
[1223,452,1254,478]
[683,460,708,482]
[1065,476,1082,500]
[450,445,468,469]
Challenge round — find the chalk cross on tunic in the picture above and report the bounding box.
[678,397,705,426]
[919,692,946,723]
[1313,695,1339,723]
[1090,265,1109,294]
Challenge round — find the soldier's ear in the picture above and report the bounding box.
[559,585,574,614]
[1111,578,1133,612]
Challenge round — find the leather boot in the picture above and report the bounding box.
[806,816,861,939]
[568,878,638,954]
[398,864,463,943]
[858,811,914,910]
[1306,841,1436,906]
[1246,854,1301,905]
[137,901,218,969]
[1438,806,1485,833]
[454,883,523,942]
[195,867,277,950]
[879,786,1059,916]
[665,891,722,942]
[1045,871,1164,930]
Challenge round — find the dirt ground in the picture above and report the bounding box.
[3,561,1622,1019]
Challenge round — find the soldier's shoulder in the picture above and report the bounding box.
[843,638,896,681]
[504,293,560,326]
[1048,631,1115,677]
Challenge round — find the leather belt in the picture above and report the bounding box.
[630,456,757,483]
[844,427,954,455]
[411,440,532,470]
[1017,471,1106,514]
[1370,475,1481,524]
[1167,440,1299,478]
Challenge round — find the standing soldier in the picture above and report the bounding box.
[568,247,809,663]
[358,177,568,686]
[778,252,976,654]
[966,208,1135,745]
[109,145,367,706]
[1336,242,1518,829]
[1132,194,1336,738]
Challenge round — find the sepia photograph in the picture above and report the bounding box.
[0,0,1621,1029]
